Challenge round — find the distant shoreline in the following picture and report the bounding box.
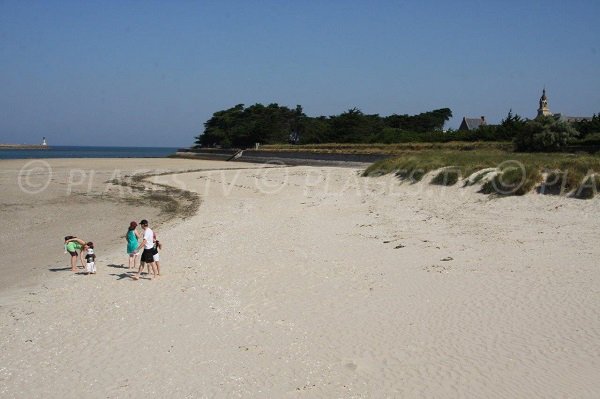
[0,145,179,159]
[0,144,49,150]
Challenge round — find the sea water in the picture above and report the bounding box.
[0,145,181,160]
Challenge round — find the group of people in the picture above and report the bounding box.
[64,237,96,274]
[64,219,162,280]
[126,219,162,280]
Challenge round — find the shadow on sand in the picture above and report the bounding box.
[109,271,152,281]
[106,264,128,269]
[48,267,72,272]
[48,267,92,276]
[110,272,136,280]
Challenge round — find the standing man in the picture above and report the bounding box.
[132,219,157,280]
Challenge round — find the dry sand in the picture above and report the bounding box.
[0,159,599,398]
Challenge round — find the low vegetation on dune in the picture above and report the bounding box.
[259,141,512,153]
[479,164,542,196]
[364,150,600,198]
[430,167,461,186]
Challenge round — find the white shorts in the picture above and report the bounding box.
[86,262,96,273]
[153,253,160,262]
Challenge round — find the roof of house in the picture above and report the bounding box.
[461,117,486,130]
[553,113,593,123]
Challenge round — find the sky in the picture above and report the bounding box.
[1,0,599,147]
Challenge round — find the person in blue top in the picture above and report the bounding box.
[126,221,141,269]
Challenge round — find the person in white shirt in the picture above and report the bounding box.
[132,219,157,280]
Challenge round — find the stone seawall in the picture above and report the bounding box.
[174,148,390,167]
[175,149,239,161]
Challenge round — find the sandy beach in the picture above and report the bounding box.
[0,158,260,295]
[1,158,599,398]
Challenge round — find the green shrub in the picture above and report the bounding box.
[514,116,580,152]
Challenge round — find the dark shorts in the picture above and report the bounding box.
[141,248,154,263]
[68,251,78,257]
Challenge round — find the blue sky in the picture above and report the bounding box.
[1,0,599,147]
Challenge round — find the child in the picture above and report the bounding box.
[85,242,97,275]
[153,235,162,276]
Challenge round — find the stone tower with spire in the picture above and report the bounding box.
[537,88,553,118]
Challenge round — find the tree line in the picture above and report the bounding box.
[468,111,600,151]
[195,104,453,148]
[194,103,600,152]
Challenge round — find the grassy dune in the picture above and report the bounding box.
[364,149,600,198]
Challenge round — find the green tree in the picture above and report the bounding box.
[496,109,526,140]
[328,108,384,143]
[195,103,299,147]
[384,108,452,132]
[195,104,454,146]
[514,116,580,152]
[573,113,600,137]
[298,116,330,144]
[195,104,246,147]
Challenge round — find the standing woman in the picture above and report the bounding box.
[64,236,88,272]
[126,221,141,269]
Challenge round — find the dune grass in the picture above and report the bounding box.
[364,149,600,197]
[572,175,600,199]
[431,167,461,186]
[260,141,512,153]
[480,164,542,196]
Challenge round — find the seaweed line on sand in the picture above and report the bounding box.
[106,169,203,223]
[104,165,289,224]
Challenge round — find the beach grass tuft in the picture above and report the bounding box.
[480,164,541,196]
[573,174,600,199]
[431,168,461,186]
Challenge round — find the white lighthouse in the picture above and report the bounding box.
[42,137,47,146]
